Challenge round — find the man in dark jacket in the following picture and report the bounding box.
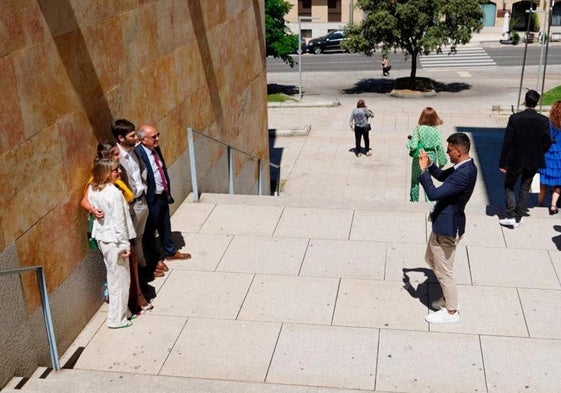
[136,124,191,280]
[419,132,477,324]
[499,90,551,228]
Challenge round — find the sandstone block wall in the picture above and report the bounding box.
[0,0,268,385]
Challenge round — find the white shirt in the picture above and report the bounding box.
[117,144,146,198]
[140,144,166,194]
[88,183,136,243]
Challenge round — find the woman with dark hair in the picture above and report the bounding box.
[539,101,561,214]
[407,107,447,202]
[349,99,374,157]
[87,159,136,329]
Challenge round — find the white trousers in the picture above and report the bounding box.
[129,197,149,267]
[99,241,131,328]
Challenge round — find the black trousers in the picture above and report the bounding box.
[504,167,536,220]
[354,126,370,154]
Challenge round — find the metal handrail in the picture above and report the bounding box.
[0,266,60,371]
[187,127,281,201]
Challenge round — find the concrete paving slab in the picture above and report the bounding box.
[548,249,561,281]
[166,232,232,271]
[333,279,428,331]
[23,368,380,393]
[160,318,280,382]
[350,210,427,244]
[267,324,378,390]
[468,246,560,289]
[74,314,186,373]
[427,285,528,337]
[462,214,507,248]
[482,335,561,393]
[151,270,253,319]
[518,288,561,339]
[200,204,283,236]
[170,200,214,232]
[376,329,485,393]
[300,238,386,280]
[386,242,473,285]
[217,235,308,275]
[238,275,338,325]
[502,217,561,250]
[274,206,354,240]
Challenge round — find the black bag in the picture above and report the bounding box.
[365,123,372,132]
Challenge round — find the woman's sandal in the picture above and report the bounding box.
[549,206,559,215]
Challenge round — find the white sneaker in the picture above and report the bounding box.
[425,308,460,324]
[499,217,516,226]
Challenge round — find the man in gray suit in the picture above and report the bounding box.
[499,90,551,228]
[419,132,478,324]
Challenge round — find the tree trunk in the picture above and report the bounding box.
[410,52,418,79]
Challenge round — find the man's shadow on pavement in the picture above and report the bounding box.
[402,267,442,310]
[552,225,561,250]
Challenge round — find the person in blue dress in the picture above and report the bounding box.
[539,101,561,214]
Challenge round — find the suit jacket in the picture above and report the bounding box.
[135,144,172,207]
[499,108,551,169]
[419,159,478,237]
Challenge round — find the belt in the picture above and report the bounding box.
[129,192,145,204]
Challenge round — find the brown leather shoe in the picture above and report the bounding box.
[166,251,191,260]
[156,260,169,271]
[153,269,165,278]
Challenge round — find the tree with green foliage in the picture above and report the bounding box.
[342,0,484,80]
[265,0,299,67]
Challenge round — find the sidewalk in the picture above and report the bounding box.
[7,62,561,393]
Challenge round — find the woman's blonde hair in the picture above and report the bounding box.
[550,101,561,130]
[91,158,117,191]
[418,107,443,126]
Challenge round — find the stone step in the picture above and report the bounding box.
[18,368,365,393]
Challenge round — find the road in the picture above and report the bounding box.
[267,44,561,73]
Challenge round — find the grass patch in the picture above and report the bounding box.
[542,85,561,105]
[394,77,435,92]
[267,93,296,103]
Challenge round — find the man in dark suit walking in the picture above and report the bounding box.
[418,132,478,324]
[499,89,551,228]
[136,124,191,280]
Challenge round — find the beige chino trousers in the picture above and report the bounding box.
[425,232,460,311]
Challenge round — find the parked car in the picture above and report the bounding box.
[306,31,346,54]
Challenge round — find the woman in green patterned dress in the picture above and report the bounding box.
[406,107,447,202]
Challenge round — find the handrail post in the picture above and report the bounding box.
[227,146,234,194]
[187,128,199,202]
[35,267,60,371]
[257,159,262,196]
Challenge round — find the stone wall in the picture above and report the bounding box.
[0,0,268,385]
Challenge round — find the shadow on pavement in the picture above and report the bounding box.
[340,79,472,95]
[457,126,506,212]
[269,134,283,195]
[402,267,440,310]
[268,83,298,95]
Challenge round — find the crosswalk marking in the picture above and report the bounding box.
[420,44,497,69]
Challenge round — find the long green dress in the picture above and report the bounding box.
[406,125,447,202]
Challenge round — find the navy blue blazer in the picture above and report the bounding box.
[419,159,478,237]
[135,145,172,207]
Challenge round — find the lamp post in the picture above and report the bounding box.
[298,16,317,101]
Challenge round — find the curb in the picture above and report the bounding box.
[268,100,341,108]
[269,125,311,137]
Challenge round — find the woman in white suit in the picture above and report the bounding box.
[87,158,136,329]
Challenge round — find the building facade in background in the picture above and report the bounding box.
[284,0,561,43]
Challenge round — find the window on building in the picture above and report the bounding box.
[553,1,561,26]
[299,0,311,17]
[328,0,341,22]
[511,1,537,31]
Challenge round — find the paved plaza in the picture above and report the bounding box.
[5,45,561,392]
